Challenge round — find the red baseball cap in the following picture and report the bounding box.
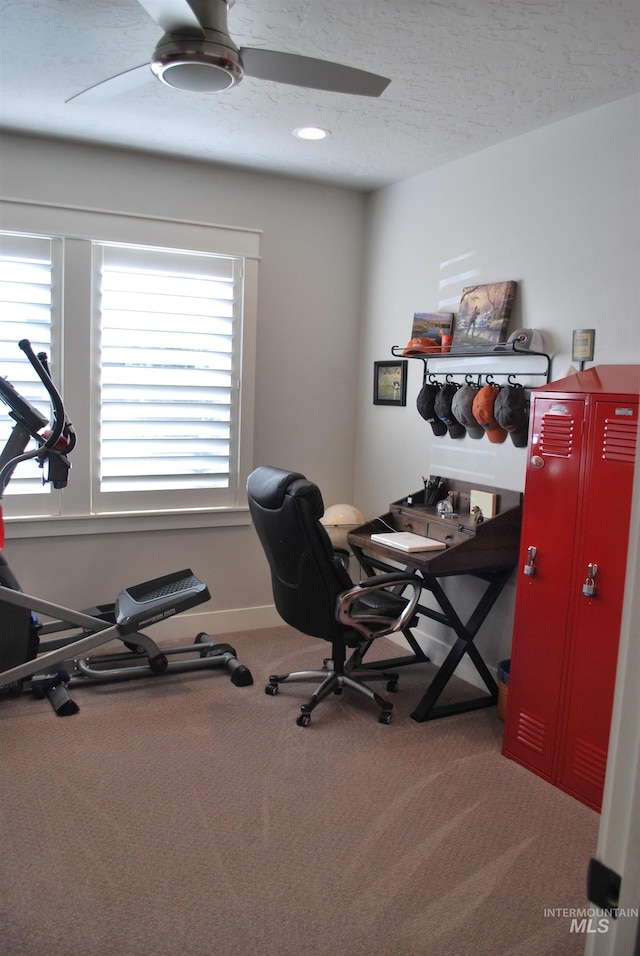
[402,336,441,356]
[472,385,508,443]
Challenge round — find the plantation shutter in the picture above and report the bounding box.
[0,232,58,498]
[93,243,241,512]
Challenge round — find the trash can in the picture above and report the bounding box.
[497,659,510,721]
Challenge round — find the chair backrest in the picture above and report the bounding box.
[247,466,353,643]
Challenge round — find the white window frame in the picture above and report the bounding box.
[0,200,260,539]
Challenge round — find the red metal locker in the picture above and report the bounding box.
[557,396,638,808]
[503,366,639,812]
[502,396,585,779]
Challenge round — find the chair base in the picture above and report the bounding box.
[265,657,399,726]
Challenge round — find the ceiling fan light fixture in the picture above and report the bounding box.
[66,0,391,104]
[151,33,244,93]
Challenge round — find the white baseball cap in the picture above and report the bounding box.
[494,329,545,352]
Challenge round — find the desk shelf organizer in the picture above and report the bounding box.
[391,340,552,389]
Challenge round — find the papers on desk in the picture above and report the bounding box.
[370,531,447,552]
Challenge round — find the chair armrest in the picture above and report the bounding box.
[335,572,422,641]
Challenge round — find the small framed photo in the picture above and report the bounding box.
[373,360,407,406]
[572,328,596,364]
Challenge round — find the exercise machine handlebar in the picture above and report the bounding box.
[0,340,76,495]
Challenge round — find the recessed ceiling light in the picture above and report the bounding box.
[293,126,331,141]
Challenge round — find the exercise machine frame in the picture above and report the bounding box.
[0,340,253,715]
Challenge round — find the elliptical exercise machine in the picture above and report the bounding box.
[0,340,253,715]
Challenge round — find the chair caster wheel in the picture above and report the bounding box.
[265,683,279,696]
[296,713,311,727]
[387,679,399,693]
[378,711,392,724]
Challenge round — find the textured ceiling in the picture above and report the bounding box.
[1,0,639,190]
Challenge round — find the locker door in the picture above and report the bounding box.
[558,399,638,810]
[503,396,586,778]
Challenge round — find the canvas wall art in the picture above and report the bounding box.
[451,281,517,350]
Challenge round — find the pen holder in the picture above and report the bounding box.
[423,476,448,507]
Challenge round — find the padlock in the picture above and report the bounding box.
[582,563,598,597]
[523,545,536,576]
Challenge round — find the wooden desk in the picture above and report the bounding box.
[348,481,522,722]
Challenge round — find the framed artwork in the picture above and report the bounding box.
[451,281,517,351]
[373,360,407,406]
[409,312,454,348]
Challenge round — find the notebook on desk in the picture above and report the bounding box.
[370,531,447,552]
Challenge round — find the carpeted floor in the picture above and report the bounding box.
[0,625,599,956]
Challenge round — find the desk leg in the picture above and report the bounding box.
[410,569,511,722]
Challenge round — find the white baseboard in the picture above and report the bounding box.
[139,604,283,642]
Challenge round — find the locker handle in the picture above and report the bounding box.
[582,563,598,597]
[523,546,537,576]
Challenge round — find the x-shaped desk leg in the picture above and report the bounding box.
[409,567,512,722]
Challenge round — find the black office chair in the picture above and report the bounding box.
[247,466,422,726]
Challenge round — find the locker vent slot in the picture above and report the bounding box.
[602,419,638,464]
[539,415,574,458]
[573,738,607,790]
[516,710,545,753]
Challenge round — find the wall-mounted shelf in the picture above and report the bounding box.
[390,341,552,388]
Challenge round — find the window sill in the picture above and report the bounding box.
[3,507,252,539]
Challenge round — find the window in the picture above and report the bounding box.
[94,243,241,513]
[0,232,59,503]
[0,201,259,532]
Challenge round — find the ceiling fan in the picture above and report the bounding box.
[67,0,390,103]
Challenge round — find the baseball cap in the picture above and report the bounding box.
[494,329,545,353]
[402,335,441,356]
[494,385,530,447]
[434,384,466,439]
[472,385,508,443]
[451,384,484,439]
[416,382,447,436]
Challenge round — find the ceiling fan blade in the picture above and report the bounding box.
[66,64,153,104]
[136,0,205,35]
[239,48,390,97]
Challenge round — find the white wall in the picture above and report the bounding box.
[354,93,640,679]
[0,134,366,633]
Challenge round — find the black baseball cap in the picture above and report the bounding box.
[416,382,447,436]
[494,385,530,447]
[434,384,466,439]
